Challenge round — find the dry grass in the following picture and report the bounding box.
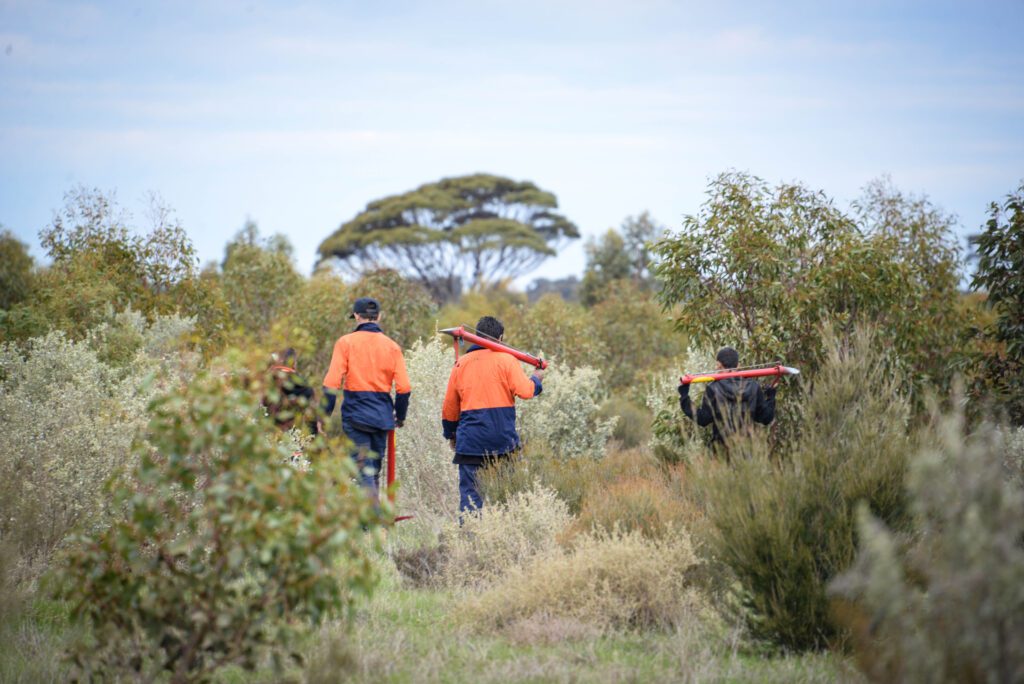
[460,528,709,632]
[572,474,700,540]
[439,484,571,588]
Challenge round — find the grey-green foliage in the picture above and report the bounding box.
[518,364,616,460]
[53,359,382,683]
[829,413,1024,684]
[692,326,912,650]
[0,313,194,583]
[395,338,459,529]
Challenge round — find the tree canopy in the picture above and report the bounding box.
[652,172,965,389]
[317,173,580,302]
[580,212,663,306]
[970,181,1024,423]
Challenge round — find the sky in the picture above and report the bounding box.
[2,0,1022,285]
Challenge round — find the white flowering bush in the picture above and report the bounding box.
[440,484,571,588]
[394,338,459,528]
[0,314,196,582]
[518,364,616,460]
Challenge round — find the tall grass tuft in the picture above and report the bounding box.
[692,326,912,650]
[830,411,1024,683]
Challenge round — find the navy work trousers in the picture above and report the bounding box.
[342,417,387,495]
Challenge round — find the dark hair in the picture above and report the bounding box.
[476,316,504,341]
[358,312,379,322]
[716,346,739,369]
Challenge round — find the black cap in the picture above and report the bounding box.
[716,346,739,369]
[349,297,381,319]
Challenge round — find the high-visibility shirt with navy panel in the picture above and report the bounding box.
[323,322,411,431]
[441,346,542,457]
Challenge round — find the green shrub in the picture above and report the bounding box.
[460,529,707,631]
[219,223,303,336]
[829,413,1024,683]
[598,396,651,449]
[33,188,202,338]
[51,359,383,682]
[692,327,912,650]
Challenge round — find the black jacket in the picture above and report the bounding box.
[680,377,776,445]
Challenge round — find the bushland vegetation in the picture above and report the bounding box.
[0,175,1021,682]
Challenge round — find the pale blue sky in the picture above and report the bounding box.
[2,0,1022,283]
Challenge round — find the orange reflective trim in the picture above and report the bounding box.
[442,349,537,415]
[322,331,411,393]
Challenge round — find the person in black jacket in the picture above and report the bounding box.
[265,347,318,434]
[678,346,776,452]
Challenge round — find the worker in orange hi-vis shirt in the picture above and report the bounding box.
[442,315,545,513]
[322,297,411,496]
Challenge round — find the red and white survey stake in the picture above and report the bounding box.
[385,430,413,522]
[680,364,800,385]
[439,325,548,370]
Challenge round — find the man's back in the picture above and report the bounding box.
[684,376,776,445]
[442,347,541,458]
[323,322,411,431]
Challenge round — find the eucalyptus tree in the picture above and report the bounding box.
[318,173,579,302]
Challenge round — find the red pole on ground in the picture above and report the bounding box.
[386,430,396,504]
[386,429,412,522]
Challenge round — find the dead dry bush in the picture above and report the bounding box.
[439,484,571,588]
[572,474,699,541]
[460,529,708,632]
[480,445,668,516]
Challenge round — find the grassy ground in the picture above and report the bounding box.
[306,561,857,684]
[0,558,859,684]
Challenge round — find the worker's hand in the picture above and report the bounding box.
[395,419,404,428]
[448,438,457,452]
[678,382,690,397]
[533,366,546,380]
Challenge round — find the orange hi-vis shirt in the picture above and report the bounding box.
[323,323,411,431]
[441,346,541,457]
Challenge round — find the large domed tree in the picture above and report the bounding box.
[317,173,580,302]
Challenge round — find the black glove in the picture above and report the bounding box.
[678,383,690,397]
[765,386,778,399]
